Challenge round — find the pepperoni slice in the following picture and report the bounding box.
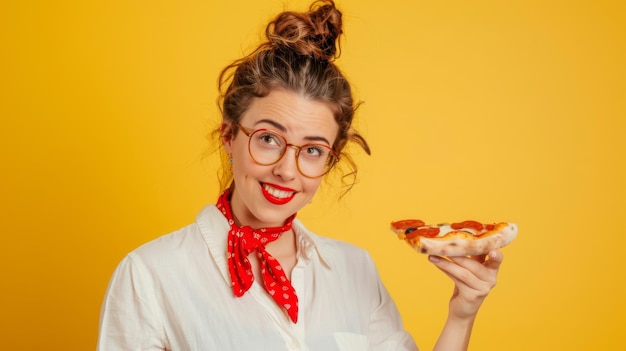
[451,220,484,231]
[405,226,440,239]
[485,223,495,231]
[391,219,425,230]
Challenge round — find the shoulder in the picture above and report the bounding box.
[124,222,199,269]
[294,219,375,270]
[127,204,226,267]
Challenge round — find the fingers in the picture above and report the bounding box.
[429,256,484,291]
[452,250,503,276]
[471,253,488,263]
[428,250,504,289]
[484,250,504,270]
[429,250,505,319]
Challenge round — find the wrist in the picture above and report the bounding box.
[447,312,476,328]
[434,314,476,351]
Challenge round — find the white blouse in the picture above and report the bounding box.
[97,205,418,351]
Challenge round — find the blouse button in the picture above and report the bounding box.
[288,339,299,350]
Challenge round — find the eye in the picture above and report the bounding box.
[302,145,328,158]
[256,132,283,148]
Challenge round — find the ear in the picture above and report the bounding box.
[221,122,234,154]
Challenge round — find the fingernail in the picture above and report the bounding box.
[429,256,440,263]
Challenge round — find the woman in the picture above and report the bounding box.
[97,1,503,350]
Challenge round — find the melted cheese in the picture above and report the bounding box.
[436,224,481,237]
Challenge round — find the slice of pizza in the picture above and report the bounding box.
[390,219,518,256]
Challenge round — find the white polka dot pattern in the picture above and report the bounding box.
[216,189,299,323]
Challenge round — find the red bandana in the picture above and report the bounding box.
[216,189,299,323]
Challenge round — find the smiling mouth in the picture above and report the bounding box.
[261,183,296,205]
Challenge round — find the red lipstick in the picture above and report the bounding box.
[260,183,296,205]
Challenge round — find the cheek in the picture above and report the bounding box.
[231,140,251,168]
[232,153,268,184]
[233,158,256,179]
[302,178,323,195]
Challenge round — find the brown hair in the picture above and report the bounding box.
[214,0,370,193]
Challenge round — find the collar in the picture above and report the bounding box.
[196,205,331,286]
[292,219,332,269]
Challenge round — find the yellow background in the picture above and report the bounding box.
[1,0,624,349]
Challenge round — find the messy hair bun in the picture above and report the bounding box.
[216,0,370,194]
[267,0,343,61]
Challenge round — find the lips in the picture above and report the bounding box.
[261,183,296,205]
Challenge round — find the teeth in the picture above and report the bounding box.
[263,184,293,199]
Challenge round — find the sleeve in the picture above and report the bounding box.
[365,254,420,351]
[97,254,166,351]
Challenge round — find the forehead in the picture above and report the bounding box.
[240,90,338,143]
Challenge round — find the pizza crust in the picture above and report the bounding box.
[392,221,518,256]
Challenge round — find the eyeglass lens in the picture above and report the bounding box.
[248,129,335,178]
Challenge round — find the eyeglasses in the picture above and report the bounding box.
[236,124,339,178]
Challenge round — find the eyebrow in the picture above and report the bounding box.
[254,118,332,145]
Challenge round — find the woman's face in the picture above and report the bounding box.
[223,89,339,228]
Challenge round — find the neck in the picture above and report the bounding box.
[228,188,295,229]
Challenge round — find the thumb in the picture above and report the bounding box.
[485,250,504,270]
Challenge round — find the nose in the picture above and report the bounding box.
[272,145,299,179]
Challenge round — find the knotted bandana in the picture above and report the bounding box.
[216,189,299,323]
